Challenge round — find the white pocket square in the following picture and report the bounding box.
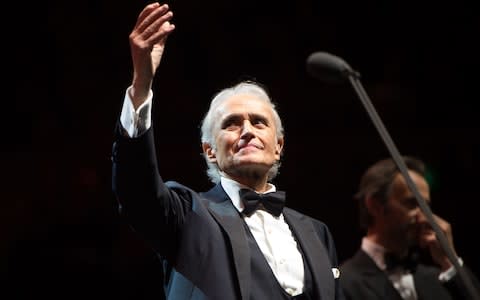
[332,268,340,278]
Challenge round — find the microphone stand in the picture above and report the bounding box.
[347,72,480,300]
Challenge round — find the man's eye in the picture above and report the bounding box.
[224,123,239,130]
[252,118,267,126]
[222,117,240,129]
[405,197,422,209]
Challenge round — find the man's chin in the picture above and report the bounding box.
[230,162,271,175]
[404,227,420,247]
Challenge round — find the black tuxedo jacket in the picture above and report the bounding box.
[339,249,480,300]
[111,126,344,300]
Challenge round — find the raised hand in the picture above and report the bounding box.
[129,2,175,108]
[418,213,457,271]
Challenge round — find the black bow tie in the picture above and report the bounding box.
[385,250,419,272]
[239,189,286,217]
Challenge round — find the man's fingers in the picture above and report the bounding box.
[136,4,171,37]
[129,4,174,53]
[145,12,175,45]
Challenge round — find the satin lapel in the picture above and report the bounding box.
[284,210,335,300]
[354,250,403,300]
[362,271,402,300]
[207,199,250,300]
[412,266,436,300]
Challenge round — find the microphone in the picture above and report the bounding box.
[306,51,360,83]
[306,51,480,300]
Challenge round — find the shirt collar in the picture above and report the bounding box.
[361,237,388,270]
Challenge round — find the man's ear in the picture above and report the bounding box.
[365,196,383,216]
[275,137,284,159]
[202,142,217,163]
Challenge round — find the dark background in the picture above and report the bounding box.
[6,0,479,298]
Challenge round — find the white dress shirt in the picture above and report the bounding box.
[119,87,304,296]
[221,176,305,296]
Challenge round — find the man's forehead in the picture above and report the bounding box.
[217,95,272,115]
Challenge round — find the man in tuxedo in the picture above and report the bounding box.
[111,3,343,299]
[339,156,480,300]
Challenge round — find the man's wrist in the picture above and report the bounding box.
[438,257,463,282]
[120,86,153,138]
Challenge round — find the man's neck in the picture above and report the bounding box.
[365,233,409,258]
[222,173,269,192]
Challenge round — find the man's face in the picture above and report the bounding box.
[381,171,431,250]
[203,93,283,181]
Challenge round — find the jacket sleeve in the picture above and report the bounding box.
[111,121,192,259]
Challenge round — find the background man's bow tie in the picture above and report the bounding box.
[385,250,420,272]
[239,189,286,217]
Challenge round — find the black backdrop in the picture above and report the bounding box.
[6,0,479,298]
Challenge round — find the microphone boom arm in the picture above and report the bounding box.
[347,73,480,300]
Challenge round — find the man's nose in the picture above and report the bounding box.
[415,208,427,223]
[240,120,254,137]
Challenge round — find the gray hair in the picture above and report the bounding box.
[200,81,284,184]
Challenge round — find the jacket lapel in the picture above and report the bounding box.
[203,185,251,300]
[283,209,335,300]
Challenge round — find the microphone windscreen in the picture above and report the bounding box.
[306,52,358,83]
